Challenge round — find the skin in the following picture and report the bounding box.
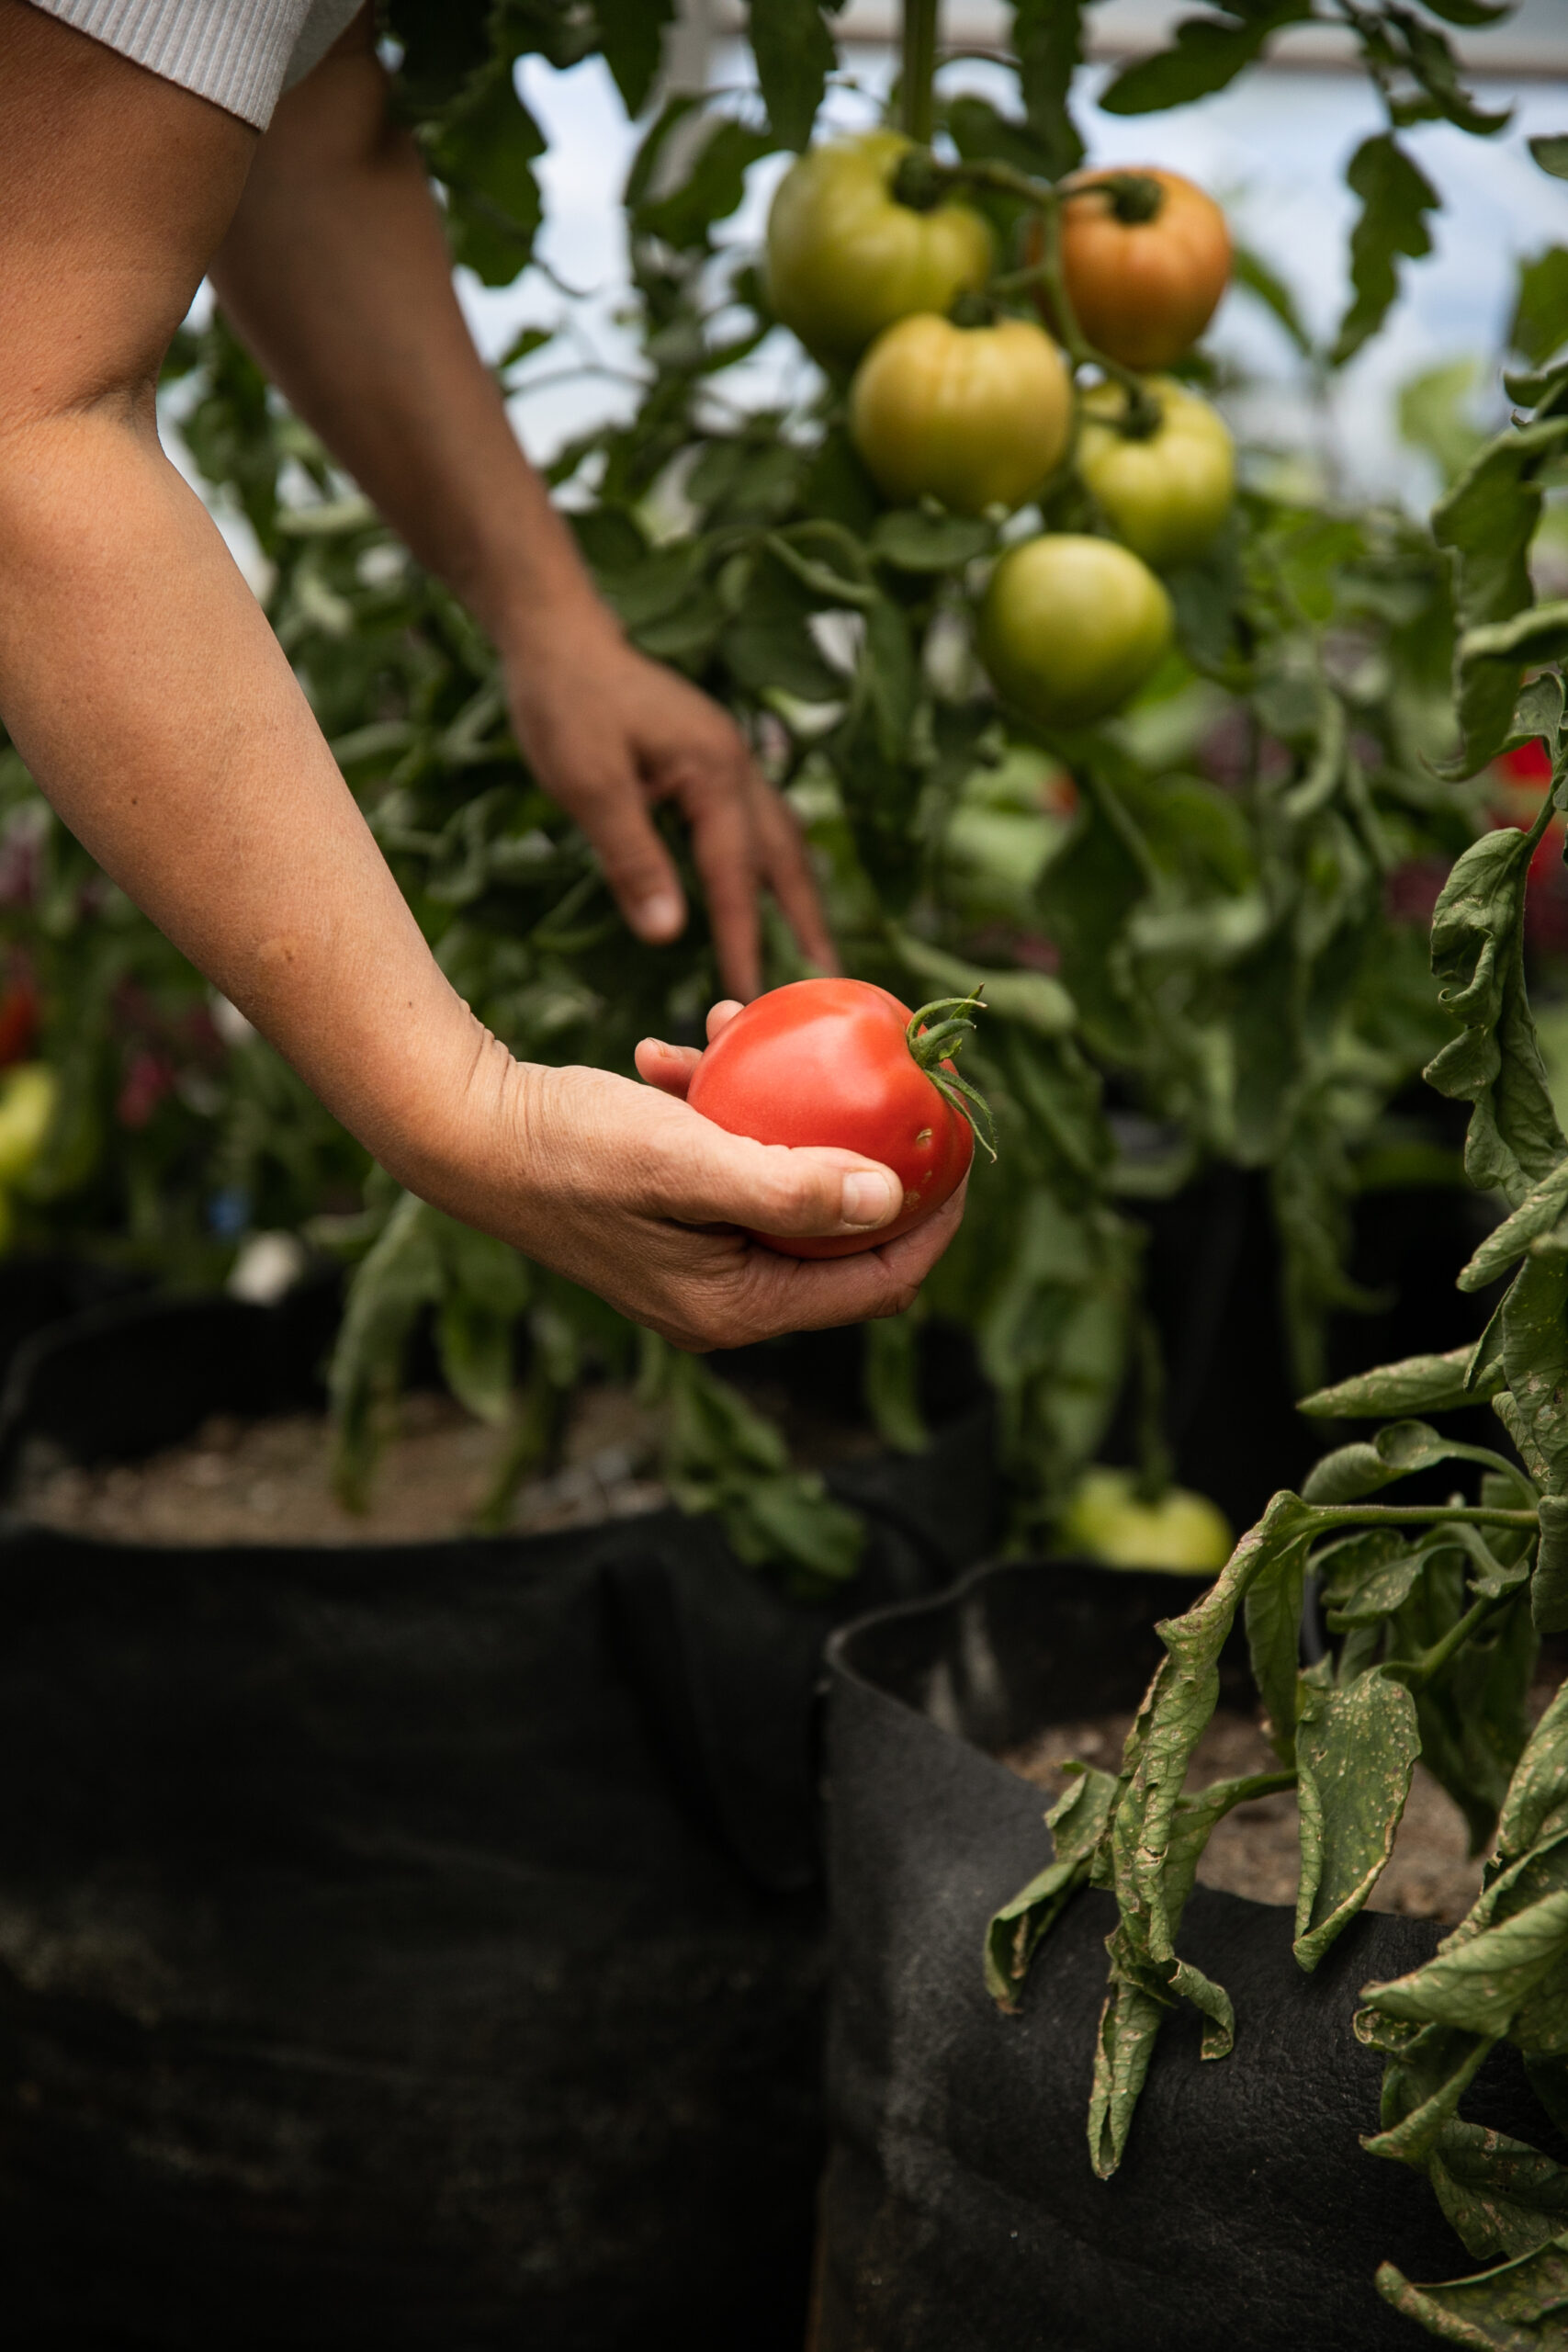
[0,1,965,1350]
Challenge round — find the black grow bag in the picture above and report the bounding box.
[815,1559,1556,2352]
[0,1291,997,2351]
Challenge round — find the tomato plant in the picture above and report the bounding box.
[0,0,1542,1617]
[686,980,987,1258]
[1077,377,1235,569]
[849,313,1071,515]
[978,534,1174,726]
[764,130,993,367]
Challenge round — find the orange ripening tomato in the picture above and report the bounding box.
[1039,166,1231,371]
[684,978,987,1260]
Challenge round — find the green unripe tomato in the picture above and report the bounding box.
[977,534,1173,728]
[765,130,994,368]
[0,1063,57,1186]
[849,313,1072,515]
[1059,1466,1232,1574]
[1078,376,1235,568]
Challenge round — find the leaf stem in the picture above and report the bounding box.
[1311,1503,1540,1530]
[1387,1586,1517,1695]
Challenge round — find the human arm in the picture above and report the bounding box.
[206,9,830,1001]
[0,0,960,1348]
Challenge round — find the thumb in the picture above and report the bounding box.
[659,1115,906,1238]
[582,778,687,944]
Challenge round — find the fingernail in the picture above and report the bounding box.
[841,1171,897,1227]
[634,892,682,941]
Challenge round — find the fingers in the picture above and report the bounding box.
[636,1001,742,1099]
[635,1035,702,1099]
[576,774,688,946]
[753,787,838,974]
[716,1182,971,1341]
[650,1109,903,1239]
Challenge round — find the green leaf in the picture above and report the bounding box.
[984,1765,1117,2008]
[1392,10,1511,140]
[1512,248,1568,368]
[1299,1341,1507,1419]
[1362,1888,1568,2041]
[1317,1527,1427,1630]
[888,929,1077,1040]
[1099,2,1312,115]
[1302,1419,1516,1504]
[1413,0,1510,20]
[1245,1532,1307,1758]
[1461,1160,1568,1294]
[1399,358,1489,491]
[1081,1490,1319,2175]
[595,0,675,116]
[863,1312,928,1454]
[1293,1664,1420,1970]
[1359,2012,1499,2167]
[1007,0,1087,178]
[1463,602,1568,674]
[1425,825,1567,1204]
[1434,413,1568,775]
[329,1193,444,1508]
[720,549,846,702]
[635,116,777,250]
[1530,136,1568,184]
[869,508,994,573]
[746,0,835,150]
[1499,1250,1568,1495]
[1431,2123,1568,2266]
[1230,243,1315,359]
[424,63,545,287]
[433,1224,531,1427]
[1534,1496,1568,1636]
[1377,2229,1568,2345]
[1331,133,1438,368]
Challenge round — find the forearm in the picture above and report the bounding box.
[0,406,519,1213]
[208,26,608,654]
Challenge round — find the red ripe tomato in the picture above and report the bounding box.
[685,978,987,1260]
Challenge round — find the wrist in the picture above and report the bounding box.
[495,587,625,686]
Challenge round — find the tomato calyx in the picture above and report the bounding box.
[890,147,947,213]
[1067,171,1165,226]
[946,288,997,329]
[905,992,998,1160]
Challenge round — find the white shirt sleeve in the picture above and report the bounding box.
[25,0,367,130]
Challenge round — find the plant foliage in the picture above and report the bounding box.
[988,346,1568,2337]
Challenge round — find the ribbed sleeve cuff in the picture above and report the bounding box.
[26,0,313,129]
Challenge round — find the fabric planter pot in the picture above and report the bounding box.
[815,1558,1553,2352]
[0,1291,997,2350]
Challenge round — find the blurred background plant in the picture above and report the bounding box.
[1,0,1564,1578]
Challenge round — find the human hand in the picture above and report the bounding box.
[502,612,835,1001]
[440,1002,965,1351]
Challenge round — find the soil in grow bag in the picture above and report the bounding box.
[814,1559,1562,2352]
[0,1289,998,2352]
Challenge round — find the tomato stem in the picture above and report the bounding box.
[906,992,998,1161]
[899,0,941,145]
[909,153,1158,426]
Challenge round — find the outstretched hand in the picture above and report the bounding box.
[503,618,836,1002]
[447,1001,965,1352]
